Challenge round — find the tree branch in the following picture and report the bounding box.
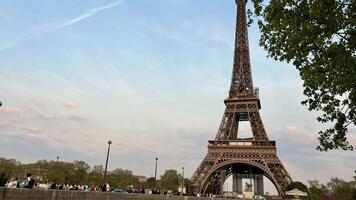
[336,32,349,42]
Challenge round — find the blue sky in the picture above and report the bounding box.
[0,0,355,193]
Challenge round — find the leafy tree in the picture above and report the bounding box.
[308,180,328,200]
[29,160,51,182]
[0,173,8,186]
[70,160,90,185]
[308,178,356,200]
[160,169,180,192]
[318,193,333,200]
[184,178,192,189]
[327,177,355,200]
[88,165,102,186]
[251,0,356,151]
[0,156,141,189]
[352,188,356,200]
[0,158,21,179]
[107,168,139,189]
[42,160,67,183]
[91,165,103,174]
[284,181,308,192]
[144,177,157,189]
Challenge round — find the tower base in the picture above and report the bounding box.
[191,140,292,196]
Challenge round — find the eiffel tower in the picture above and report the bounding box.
[190,0,292,197]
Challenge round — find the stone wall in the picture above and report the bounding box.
[0,188,230,200]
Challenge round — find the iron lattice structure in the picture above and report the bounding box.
[190,0,292,196]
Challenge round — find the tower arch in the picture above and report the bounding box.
[199,160,285,196]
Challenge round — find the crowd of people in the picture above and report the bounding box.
[4,173,113,192]
[5,173,35,189]
[38,182,112,192]
[4,173,187,196]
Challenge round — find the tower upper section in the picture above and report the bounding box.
[228,0,254,99]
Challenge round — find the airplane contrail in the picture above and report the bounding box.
[0,0,125,53]
[49,0,125,31]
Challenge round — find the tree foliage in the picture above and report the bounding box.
[160,169,180,192]
[144,177,157,189]
[251,0,356,151]
[184,178,192,188]
[307,178,356,200]
[327,177,356,200]
[284,181,308,192]
[0,157,139,189]
[107,168,139,189]
[307,180,328,200]
[353,189,356,200]
[0,173,8,186]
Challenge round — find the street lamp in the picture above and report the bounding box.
[154,157,158,181]
[181,166,185,194]
[103,140,112,184]
[55,156,60,182]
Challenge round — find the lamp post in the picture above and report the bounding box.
[56,156,59,175]
[103,140,112,184]
[181,166,184,194]
[154,157,158,181]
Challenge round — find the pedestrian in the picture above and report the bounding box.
[50,181,56,189]
[106,182,111,192]
[24,173,35,189]
[90,185,97,192]
[6,178,17,188]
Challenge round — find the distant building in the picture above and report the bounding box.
[135,175,146,183]
[285,188,308,200]
[178,185,186,194]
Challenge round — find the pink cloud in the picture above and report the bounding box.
[33,99,46,105]
[25,132,38,139]
[24,128,40,139]
[348,134,356,146]
[2,107,22,114]
[283,127,356,149]
[281,126,316,145]
[286,126,298,132]
[61,101,79,109]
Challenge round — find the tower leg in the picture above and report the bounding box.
[218,170,226,194]
[253,174,264,196]
[232,173,243,194]
[232,173,237,192]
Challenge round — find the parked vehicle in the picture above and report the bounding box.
[112,188,127,193]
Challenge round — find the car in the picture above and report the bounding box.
[112,188,127,193]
